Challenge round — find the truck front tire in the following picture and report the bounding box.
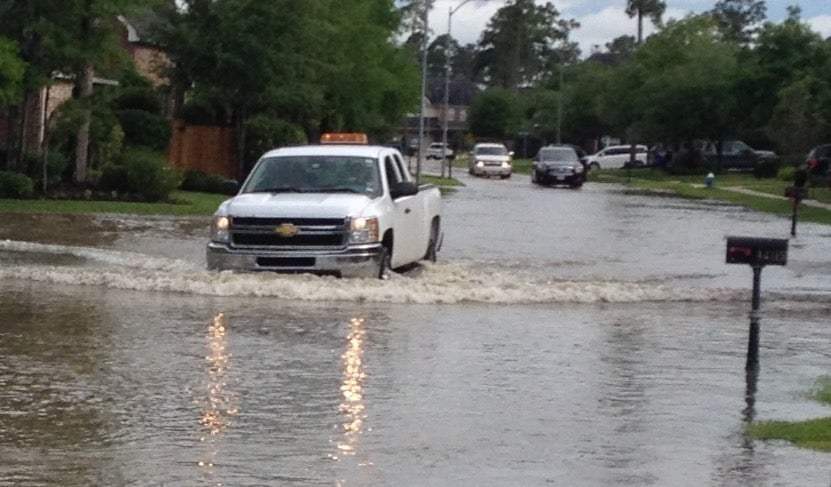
[378,246,392,279]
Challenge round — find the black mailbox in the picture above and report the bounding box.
[726,237,788,266]
[784,186,807,200]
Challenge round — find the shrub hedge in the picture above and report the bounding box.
[117,109,171,151]
[0,171,34,198]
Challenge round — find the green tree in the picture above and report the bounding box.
[626,0,666,44]
[427,34,459,79]
[158,0,417,173]
[475,0,578,89]
[767,76,831,157]
[603,17,741,148]
[469,88,520,139]
[737,10,831,141]
[0,37,24,108]
[561,62,613,146]
[710,0,767,45]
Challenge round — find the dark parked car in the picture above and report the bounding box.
[702,140,778,171]
[531,145,585,188]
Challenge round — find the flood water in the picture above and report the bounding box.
[1,174,830,485]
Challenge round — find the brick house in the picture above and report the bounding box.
[0,14,171,158]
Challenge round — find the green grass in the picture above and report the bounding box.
[590,168,831,225]
[420,174,465,187]
[0,191,228,216]
[748,378,831,452]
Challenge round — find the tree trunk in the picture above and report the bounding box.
[74,62,94,184]
[4,105,19,170]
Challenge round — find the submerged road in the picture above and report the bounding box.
[0,174,830,485]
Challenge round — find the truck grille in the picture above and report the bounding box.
[230,217,347,250]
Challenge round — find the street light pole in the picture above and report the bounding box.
[443,0,475,181]
[556,65,563,145]
[416,3,430,185]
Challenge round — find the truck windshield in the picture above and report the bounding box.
[475,146,508,156]
[539,148,578,162]
[243,156,381,197]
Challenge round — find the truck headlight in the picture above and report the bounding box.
[349,217,379,244]
[211,216,231,243]
[574,164,584,173]
[501,162,511,168]
[475,161,484,168]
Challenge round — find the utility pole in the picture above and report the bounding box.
[416,3,430,185]
[556,65,563,145]
[442,0,475,180]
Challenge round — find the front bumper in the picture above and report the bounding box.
[536,169,584,185]
[473,165,512,176]
[206,242,383,278]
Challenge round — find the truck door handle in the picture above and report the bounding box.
[404,208,411,214]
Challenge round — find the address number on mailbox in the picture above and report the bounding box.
[726,237,788,266]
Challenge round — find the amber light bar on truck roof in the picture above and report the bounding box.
[320,133,368,145]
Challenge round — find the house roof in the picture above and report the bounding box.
[118,10,165,46]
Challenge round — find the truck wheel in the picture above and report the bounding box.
[424,221,439,263]
[378,246,392,280]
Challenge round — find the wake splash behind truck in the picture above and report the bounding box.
[207,140,442,279]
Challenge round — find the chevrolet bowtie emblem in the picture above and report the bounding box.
[274,223,299,238]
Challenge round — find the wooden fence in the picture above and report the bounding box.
[168,120,237,179]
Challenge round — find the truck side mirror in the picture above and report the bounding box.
[391,181,418,199]
[221,180,240,196]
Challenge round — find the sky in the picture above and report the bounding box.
[425,0,831,54]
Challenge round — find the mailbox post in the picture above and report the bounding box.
[785,186,807,237]
[726,237,788,371]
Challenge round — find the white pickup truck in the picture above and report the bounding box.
[207,144,442,278]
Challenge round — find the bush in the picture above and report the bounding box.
[778,165,796,182]
[21,152,69,187]
[98,164,130,193]
[116,87,162,115]
[180,169,229,194]
[667,148,715,175]
[117,109,171,151]
[0,171,34,198]
[121,149,181,201]
[753,158,782,179]
[244,115,307,164]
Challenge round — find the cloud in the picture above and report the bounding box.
[421,1,693,57]
[426,0,582,46]
[807,15,831,38]
[570,6,690,55]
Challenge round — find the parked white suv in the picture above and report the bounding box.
[207,143,442,278]
[426,142,455,160]
[585,145,648,170]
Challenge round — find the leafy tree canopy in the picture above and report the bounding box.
[0,37,25,107]
[475,0,578,89]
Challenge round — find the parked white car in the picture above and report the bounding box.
[207,143,442,278]
[584,144,649,170]
[426,142,455,160]
[469,143,513,178]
